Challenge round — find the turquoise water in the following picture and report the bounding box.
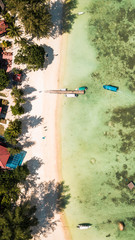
[61,1,135,240]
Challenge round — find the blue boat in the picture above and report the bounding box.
[103,85,118,92]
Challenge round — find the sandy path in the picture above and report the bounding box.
[18,1,69,239]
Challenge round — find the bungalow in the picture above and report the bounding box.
[0,20,8,35]
[0,142,10,169]
[0,142,26,169]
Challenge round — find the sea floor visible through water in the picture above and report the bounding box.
[60,0,135,240]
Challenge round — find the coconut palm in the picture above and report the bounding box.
[7,24,22,39]
[0,203,38,240]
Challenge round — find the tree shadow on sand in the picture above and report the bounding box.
[31,180,71,237]
[23,95,36,113]
[23,84,37,95]
[18,135,35,148]
[21,158,70,238]
[50,0,78,38]
[20,115,43,135]
[41,45,54,69]
[23,157,44,191]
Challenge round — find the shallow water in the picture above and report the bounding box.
[61,1,135,240]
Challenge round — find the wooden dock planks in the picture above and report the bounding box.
[45,90,85,94]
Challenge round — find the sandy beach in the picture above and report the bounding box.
[14,1,70,239]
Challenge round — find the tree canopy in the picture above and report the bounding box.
[5,0,52,38]
[0,165,38,240]
[0,69,9,91]
[14,44,45,70]
[0,164,29,208]
[4,119,22,145]
[88,0,135,90]
[11,87,25,116]
[0,202,37,240]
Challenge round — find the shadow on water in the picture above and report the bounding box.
[22,158,71,237]
[50,0,78,38]
[62,0,78,34]
[32,180,70,237]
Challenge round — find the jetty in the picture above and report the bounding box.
[45,89,85,95]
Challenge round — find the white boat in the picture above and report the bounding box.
[77,12,85,15]
[77,224,92,229]
[60,88,67,91]
[65,94,78,98]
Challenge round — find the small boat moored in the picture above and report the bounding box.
[65,93,78,98]
[103,85,118,92]
[78,86,88,91]
[77,223,92,229]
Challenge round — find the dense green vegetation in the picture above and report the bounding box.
[7,24,22,39]
[5,0,52,38]
[88,0,135,91]
[11,104,24,116]
[0,69,9,91]
[0,40,12,48]
[14,44,45,70]
[4,119,22,145]
[0,165,38,240]
[12,68,23,75]
[11,87,25,116]
[3,13,22,39]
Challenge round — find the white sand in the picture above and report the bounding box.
[21,35,66,240]
[17,1,70,239]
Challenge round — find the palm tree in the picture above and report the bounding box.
[7,24,22,39]
[0,203,38,240]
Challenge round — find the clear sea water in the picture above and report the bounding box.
[61,0,135,240]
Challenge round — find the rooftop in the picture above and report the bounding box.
[0,143,10,168]
[0,20,8,35]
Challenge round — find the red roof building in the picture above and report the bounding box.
[13,74,22,82]
[0,20,8,35]
[0,143,10,169]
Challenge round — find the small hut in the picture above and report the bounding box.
[128,181,135,190]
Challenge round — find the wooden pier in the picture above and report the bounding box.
[45,90,85,95]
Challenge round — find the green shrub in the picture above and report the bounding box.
[11,104,24,115]
[0,69,9,90]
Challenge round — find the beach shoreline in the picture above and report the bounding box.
[56,32,72,240]
[20,22,71,240]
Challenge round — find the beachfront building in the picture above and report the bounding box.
[0,142,26,169]
[0,142,10,169]
[0,20,8,36]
